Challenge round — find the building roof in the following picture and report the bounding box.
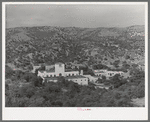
[47,68,55,72]
[33,66,41,68]
[65,69,79,72]
[65,75,87,80]
[94,69,107,71]
[55,62,64,65]
[92,76,101,78]
[46,70,55,73]
[43,77,59,80]
[43,75,87,81]
[94,71,106,73]
[39,69,55,73]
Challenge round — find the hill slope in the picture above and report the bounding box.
[6,25,145,70]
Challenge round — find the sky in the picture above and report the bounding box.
[6,4,145,28]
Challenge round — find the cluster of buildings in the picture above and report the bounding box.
[37,62,128,87]
[38,63,88,85]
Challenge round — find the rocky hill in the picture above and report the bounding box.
[6,25,145,70]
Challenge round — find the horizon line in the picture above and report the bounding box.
[6,24,145,29]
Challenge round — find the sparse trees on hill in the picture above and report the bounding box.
[93,64,108,70]
[113,60,120,68]
[5,73,143,107]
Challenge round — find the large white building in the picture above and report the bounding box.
[65,75,88,85]
[83,75,101,83]
[38,63,80,77]
[93,69,124,79]
[38,62,88,85]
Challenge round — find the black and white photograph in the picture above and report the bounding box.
[2,2,148,120]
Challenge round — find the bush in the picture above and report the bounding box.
[113,60,120,68]
[132,80,145,98]
[5,65,14,79]
[96,78,103,83]
[6,73,143,107]
[102,75,106,80]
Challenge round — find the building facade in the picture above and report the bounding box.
[65,76,88,85]
[38,63,80,78]
[93,69,124,79]
[83,75,101,83]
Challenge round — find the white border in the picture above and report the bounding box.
[2,2,148,120]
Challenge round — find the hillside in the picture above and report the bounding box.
[6,25,145,70]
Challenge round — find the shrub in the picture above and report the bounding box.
[5,65,14,79]
[113,60,120,68]
[132,80,145,98]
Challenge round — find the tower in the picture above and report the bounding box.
[55,63,65,76]
[80,70,83,75]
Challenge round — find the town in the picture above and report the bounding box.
[33,61,131,89]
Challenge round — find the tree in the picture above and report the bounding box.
[134,80,145,98]
[111,74,122,88]
[58,76,65,82]
[32,76,42,87]
[23,74,30,82]
[52,100,63,107]
[23,73,35,82]
[35,68,39,76]
[96,78,103,83]
[87,69,95,76]
[125,55,130,59]
[26,87,35,98]
[27,64,33,71]
[122,62,130,69]
[113,60,120,68]
[132,64,138,69]
[102,75,106,80]
[93,64,108,70]
[14,70,24,80]
[38,76,43,85]
[39,64,45,70]
[5,65,14,79]
[130,69,144,80]
[88,56,96,66]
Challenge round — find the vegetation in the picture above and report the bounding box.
[5,25,145,107]
[6,25,144,71]
[113,60,120,68]
[5,65,145,107]
[93,64,108,70]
